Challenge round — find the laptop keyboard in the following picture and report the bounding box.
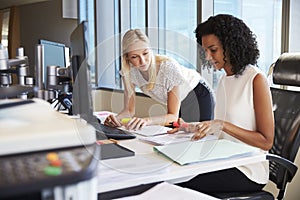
[92,123,136,140]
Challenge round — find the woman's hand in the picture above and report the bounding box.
[167,118,199,134]
[104,114,122,127]
[167,118,223,141]
[191,120,223,140]
[125,117,149,130]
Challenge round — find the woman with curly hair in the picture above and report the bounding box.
[175,14,274,196]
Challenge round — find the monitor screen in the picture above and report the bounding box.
[70,21,94,122]
[39,39,66,86]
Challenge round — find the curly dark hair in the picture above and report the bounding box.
[195,14,260,75]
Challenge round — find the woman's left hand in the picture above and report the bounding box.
[125,117,149,130]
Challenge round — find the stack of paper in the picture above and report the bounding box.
[121,125,172,137]
[153,139,260,165]
[140,132,217,145]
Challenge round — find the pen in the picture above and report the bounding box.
[165,121,189,128]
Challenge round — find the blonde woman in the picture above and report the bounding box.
[104,29,214,130]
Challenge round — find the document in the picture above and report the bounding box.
[94,111,171,137]
[140,132,217,145]
[93,111,115,123]
[120,125,172,137]
[153,139,260,165]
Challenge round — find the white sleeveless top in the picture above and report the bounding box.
[130,59,201,105]
[215,65,269,184]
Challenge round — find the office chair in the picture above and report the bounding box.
[214,52,300,200]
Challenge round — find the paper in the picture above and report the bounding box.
[115,182,220,200]
[98,154,169,185]
[94,111,171,137]
[93,111,115,123]
[140,132,217,145]
[120,125,172,137]
[153,139,260,165]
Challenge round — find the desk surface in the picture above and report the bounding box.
[97,138,266,193]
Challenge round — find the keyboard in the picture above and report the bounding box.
[92,122,136,140]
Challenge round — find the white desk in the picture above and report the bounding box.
[97,138,266,194]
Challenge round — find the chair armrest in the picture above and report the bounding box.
[266,154,298,178]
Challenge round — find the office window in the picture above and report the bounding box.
[119,0,146,90]
[214,0,282,75]
[95,0,146,89]
[96,0,199,90]
[158,0,198,70]
[120,0,146,31]
[202,0,282,90]
[130,0,146,28]
[96,0,286,91]
[78,0,95,84]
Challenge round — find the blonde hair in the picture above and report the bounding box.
[121,29,157,96]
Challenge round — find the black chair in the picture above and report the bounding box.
[215,53,300,200]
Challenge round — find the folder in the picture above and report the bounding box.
[153,139,260,165]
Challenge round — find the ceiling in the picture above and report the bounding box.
[0,0,49,10]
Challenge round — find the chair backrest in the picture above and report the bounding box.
[269,52,300,191]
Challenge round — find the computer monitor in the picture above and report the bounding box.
[70,21,94,122]
[39,39,67,87]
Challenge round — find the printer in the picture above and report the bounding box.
[0,98,99,200]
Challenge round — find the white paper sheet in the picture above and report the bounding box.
[114,182,220,200]
[140,132,217,145]
[94,111,171,137]
[120,125,172,137]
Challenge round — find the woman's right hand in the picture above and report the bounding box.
[104,114,122,127]
[167,118,199,134]
[167,118,222,141]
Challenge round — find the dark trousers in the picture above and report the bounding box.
[180,81,214,122]
[177,168,265,196]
